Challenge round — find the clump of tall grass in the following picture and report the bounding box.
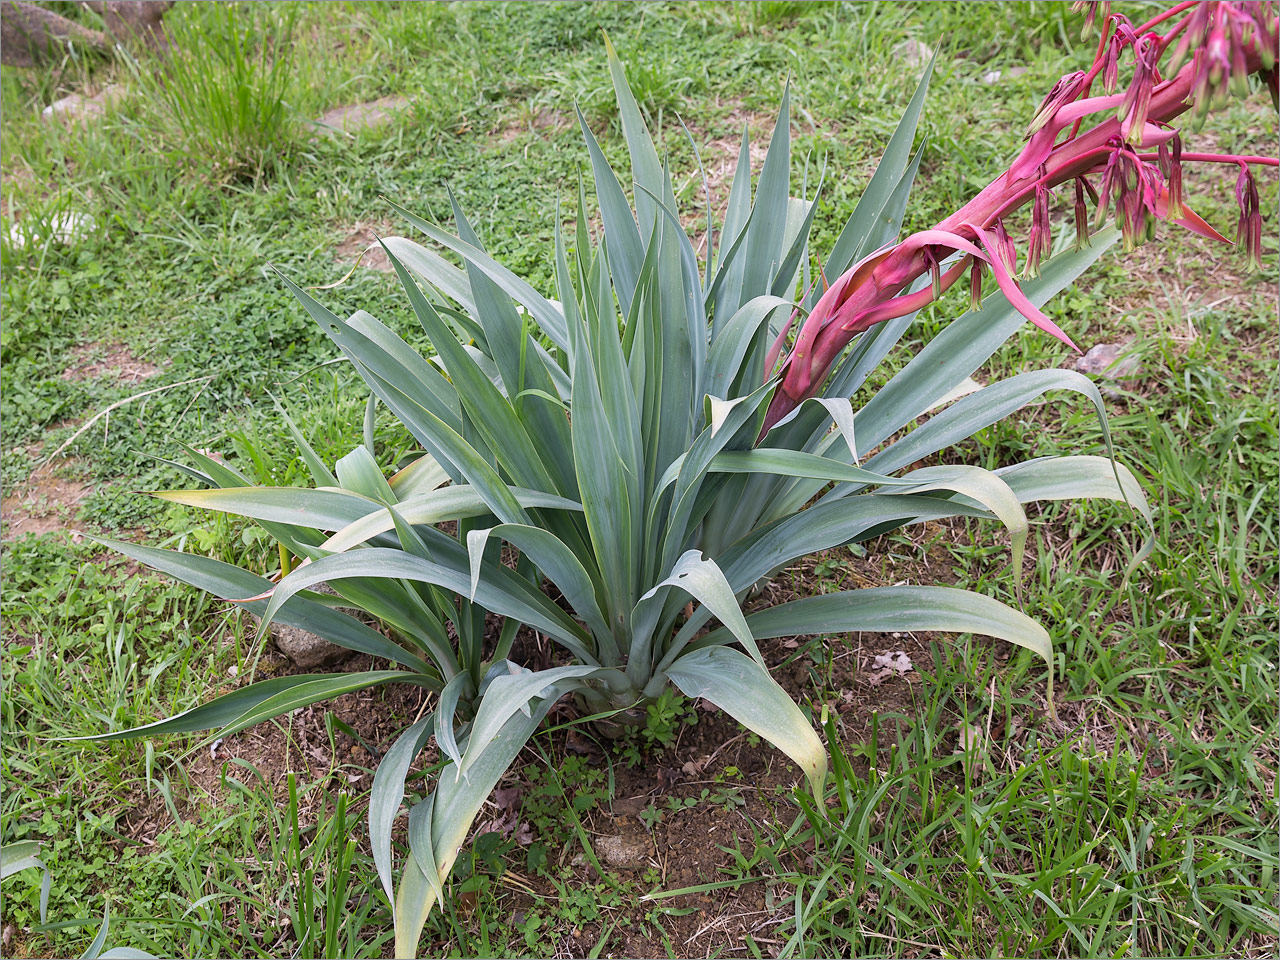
[125,2,300,181]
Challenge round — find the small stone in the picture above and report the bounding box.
[1075,342,1142,381]
[595,835,652,870]
[981,70,1002,84]
[41,84,124,123]
[893,38,935,69]
[4,210,96,249]
[264,621,355,670]
[312,95,410,138]
[1075,341,1144,398]
[257,583,357,670]
[611,795,648,818]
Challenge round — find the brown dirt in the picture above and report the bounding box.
[61,342,161,383]
[682,101,777,258]
[181,648,429,808]
[491,108,572,146]
[0,468,94,540]
[335,221,397,273]
[312,95,410,138]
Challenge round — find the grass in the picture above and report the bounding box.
[1,1,1277,957]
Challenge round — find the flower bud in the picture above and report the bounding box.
[1072,0,1111,40]
[1073,178,1092,249]
[1236,164,1263,270]
[992,220,1018,277]
[1160,134,1184,218]
[1027,183,1053,277]
[1121,33,1160,143]
[969,259,985,311]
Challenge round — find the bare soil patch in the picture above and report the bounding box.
[491,108,572,146]
[312,96,410,138]
[335,221,397,272]
[1,470,94,540]
[61,342,162,384]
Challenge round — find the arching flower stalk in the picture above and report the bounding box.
[764,0,1278,433]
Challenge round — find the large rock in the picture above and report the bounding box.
[1075,341,1143,398]
[893,38,935,70]
[312,95,409,138]
[258,583,358,670]
[594,835,653,870]
[41,83,124,123]
[2,1,170,67]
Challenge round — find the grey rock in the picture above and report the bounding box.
[259,582,357,669]
[264,622,354,670]
[893,38,935,69]
[312,95,409,138]
[595,835,652,870]
[1075,342,1143,380]
[1075,341,1143,399]
[42,84,124,123]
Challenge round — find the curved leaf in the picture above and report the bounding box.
[91,537,430,673]
[701,585,1055,699]
[636,550,760,666]
[258,549,595,664]
[321,487,582,554]
[890,464,1029,601]
[151,486,378,531]
[67,671,416,742]
[465,524,611,641]
[706,296,794,399]
[997,454,1154,572]
[456,665,608,779]
[394,684,571,958]
[370,714,437,910]
[666,646,825,798]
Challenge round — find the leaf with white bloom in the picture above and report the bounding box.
[370,714,437,910]
[455,665,611,780]
[637,550,761,666]
[465,524,611,641]
[996,454,1154,574]
[666,646,825,798]
[700,585,1056,703]
[320,487,581,554]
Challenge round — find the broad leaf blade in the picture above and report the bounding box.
[667,646,825,798]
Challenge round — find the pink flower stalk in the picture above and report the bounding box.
[762,0,1279,434]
